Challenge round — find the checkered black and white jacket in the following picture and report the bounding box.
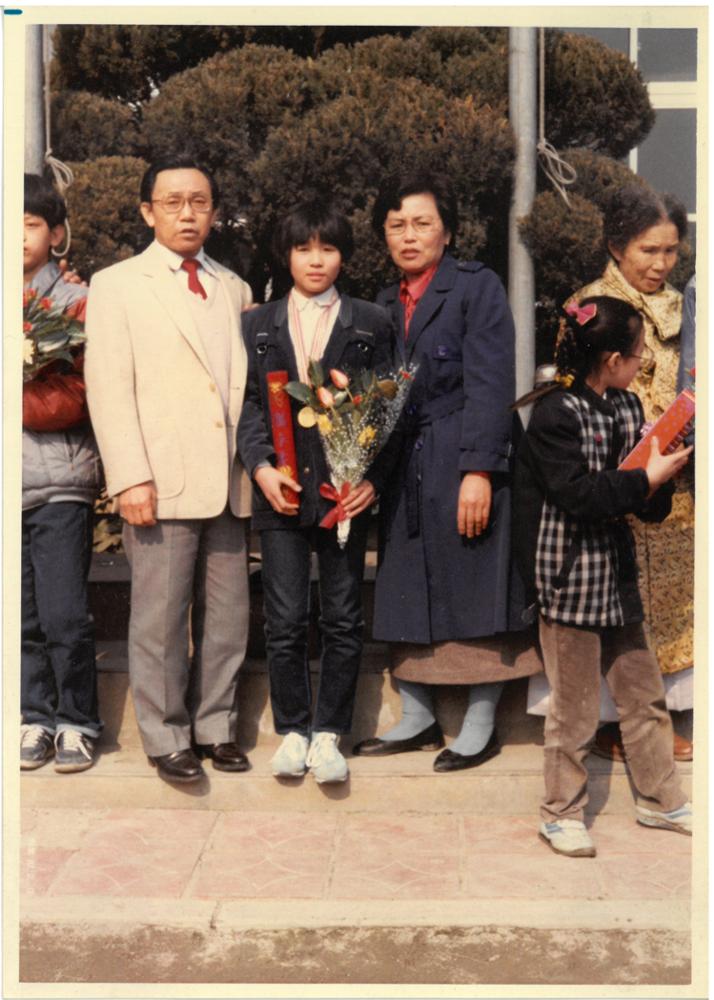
[512,383,674,628]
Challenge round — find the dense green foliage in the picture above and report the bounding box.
[49,24,670,339]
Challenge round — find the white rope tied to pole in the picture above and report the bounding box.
[40,24,74,256]
[536,27,577,206]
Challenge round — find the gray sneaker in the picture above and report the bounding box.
[54,731,96,773]
[20,724,55,770]
[636,801,692,836]
[270,732,309,778]
[539,819,596,857]
[306,732,349,784]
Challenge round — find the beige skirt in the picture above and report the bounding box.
[391,628,543,685]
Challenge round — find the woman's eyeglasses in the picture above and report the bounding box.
[384,219,438,237]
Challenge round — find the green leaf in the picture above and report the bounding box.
[284,381,312,405]
[308,358,324,388]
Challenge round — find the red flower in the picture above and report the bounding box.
[39,297,52,311]
[64,298,87,324]
[329,368,349,390]
[352,394,363,405]
[24,288,37,302]
[317,386,335,408]
[23,321,32,333]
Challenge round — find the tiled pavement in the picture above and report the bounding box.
[21,806,691,904]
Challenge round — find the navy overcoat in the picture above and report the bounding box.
[372,252,524,644]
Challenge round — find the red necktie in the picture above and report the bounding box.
[181,258,207,300]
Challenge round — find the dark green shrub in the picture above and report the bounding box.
[64,157,149,278]
[50,91,142,161]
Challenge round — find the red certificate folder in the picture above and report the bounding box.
[267,370,300,505]
[618,388,695,471]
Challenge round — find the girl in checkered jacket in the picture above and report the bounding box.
[512,295,692,858]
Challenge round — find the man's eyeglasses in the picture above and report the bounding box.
[151,195,213,214]
[384,220,438,237]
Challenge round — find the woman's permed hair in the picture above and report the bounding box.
[24,174,67,229]
[371,171,459,240]
[271,200,354,270]
[604,184,688,253]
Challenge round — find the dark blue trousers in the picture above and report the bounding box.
[260,515,369,736]
[21,501,101,736]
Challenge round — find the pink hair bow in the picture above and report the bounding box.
[565,301,597,325]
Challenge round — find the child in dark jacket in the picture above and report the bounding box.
[22,174,102,772]
[237,200,395,784]
[513,295,692,857]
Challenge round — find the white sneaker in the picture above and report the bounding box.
[539,819,596,857]
[636,801,692,836]
[270,732,309,777]
[306,732,348,784]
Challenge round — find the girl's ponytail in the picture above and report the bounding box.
[511,295,642,411]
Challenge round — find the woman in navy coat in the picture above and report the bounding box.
[353,173,540,771]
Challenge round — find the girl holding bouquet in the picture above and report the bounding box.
[237,200,396,784]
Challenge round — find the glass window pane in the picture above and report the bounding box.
[638,29,697,82]
[637,109,696,213]
[562,28,630,54]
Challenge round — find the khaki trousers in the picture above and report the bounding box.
[539,616,686,822]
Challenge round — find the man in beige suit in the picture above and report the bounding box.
[86,156,253,783]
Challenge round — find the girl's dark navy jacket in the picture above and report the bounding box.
[237,293,396,531]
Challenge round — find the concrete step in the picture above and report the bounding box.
[94,639,544,749]
[20,734,692,815]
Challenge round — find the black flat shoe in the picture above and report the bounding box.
[195,742,250,772]
[148,748,205,783]
[352,721,444,757]
[433,730,501,772]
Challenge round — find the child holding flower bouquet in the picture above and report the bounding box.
[21,174,102,772]
[237,200,398,783]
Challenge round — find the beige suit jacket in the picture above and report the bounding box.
[85,240,253,519]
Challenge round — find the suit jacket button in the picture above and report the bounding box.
[303,467,310,475]
[215,421,224,429]
[209,382,216,392]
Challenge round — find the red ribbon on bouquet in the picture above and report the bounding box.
[319,482,351,529]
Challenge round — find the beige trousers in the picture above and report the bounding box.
[539,617,686,822]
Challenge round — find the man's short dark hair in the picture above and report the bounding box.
[24,173,67,229]
[371,172,459,239]
[140,155,220,207]
[271,200,354,269]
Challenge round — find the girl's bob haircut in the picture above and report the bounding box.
[272,200,354,270]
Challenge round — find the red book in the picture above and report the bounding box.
[267,370,300,504]
[619,388,695,471]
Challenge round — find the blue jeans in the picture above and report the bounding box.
[260,515,369,736]
[21,502,101,737]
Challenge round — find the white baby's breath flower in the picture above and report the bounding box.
[23,339,35,364]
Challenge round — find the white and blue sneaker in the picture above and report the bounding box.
[270,732,309,778]
[306,732,348,784]
[636,801,692,836]
[539,819,596,857]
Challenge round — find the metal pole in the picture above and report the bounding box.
[25,25,45,174]
[508,27,537,403]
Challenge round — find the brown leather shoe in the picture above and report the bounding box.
[195,742,250,772]
[673,732,693,762]
[148,748,205,783]
[590,723,626,762]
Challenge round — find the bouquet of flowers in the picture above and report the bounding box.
[23,288,86,382]
[285,359,416,547]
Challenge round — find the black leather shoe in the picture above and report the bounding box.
[195,742,250,772]
[352,721,444,757]
[433,730,501,772]
[148,748,205,783]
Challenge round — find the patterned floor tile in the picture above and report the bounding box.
[21,844,75,896]
[46,809,216,898]
[463,850,603,899]
[587,813,693,855]
[463,816,544,855]
[330,815,460,899]
[191,812,338,899]
[596,854,691,899]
